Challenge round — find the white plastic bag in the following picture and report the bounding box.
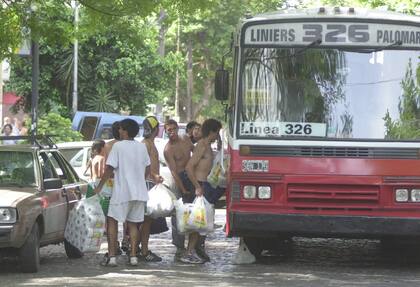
[207,151,228,188]
[146,183,176,218]
[64,195,105,253]
[187,196,215,235]
[175,198,194,234]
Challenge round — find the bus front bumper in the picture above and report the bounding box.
[229,212,420,238]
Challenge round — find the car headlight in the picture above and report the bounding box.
[395,189,409,202]
[411,189,420,202]
[243,185,256,199]
[258,186,271,199]
[0,208,17,224]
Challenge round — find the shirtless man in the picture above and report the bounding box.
[139,116,164,262]
[183,118,223,264]
[163,119,194,256]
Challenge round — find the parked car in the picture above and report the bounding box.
[72,111,145,141]
[57,141,93,181]
[0,136,88,273]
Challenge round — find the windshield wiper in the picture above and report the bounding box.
[266,39,323,60]
[341,40,403,53]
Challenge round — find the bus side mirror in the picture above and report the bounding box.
[215,69,229,101]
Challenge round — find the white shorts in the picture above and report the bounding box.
[107,201,146,223]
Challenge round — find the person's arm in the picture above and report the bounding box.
[164,146,188,194]
[186,142,205,196]
[94,165,114,194]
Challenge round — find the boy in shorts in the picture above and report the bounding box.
[95,118,150,267]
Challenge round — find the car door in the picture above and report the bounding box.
[38,151,68,239]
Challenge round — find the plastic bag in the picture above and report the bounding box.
[207,151,228,189]
[174,198,194,234]
[64,195,106,253]
[145,183,176,218]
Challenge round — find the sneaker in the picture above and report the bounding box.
[179,251,205,264]
[100,255,117,267]
[139,250,162,262]
[129,256,138,266]
[195,246,210,262]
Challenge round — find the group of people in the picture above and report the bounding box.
[91,117,224,267]
[1,116,28,144]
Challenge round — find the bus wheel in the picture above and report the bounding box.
[243,236,263,257]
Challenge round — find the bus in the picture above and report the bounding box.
[215,7,420,256]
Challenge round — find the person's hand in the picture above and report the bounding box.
[93,186,101,194]
[153,174,164,184]
[195,186,203,196]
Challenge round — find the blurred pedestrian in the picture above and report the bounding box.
[185,121,202,144]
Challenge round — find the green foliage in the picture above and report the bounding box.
[37,113,83,143]
[384,60,420,139]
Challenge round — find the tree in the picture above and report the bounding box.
[37,112,83,143]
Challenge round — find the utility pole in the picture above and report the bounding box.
[174,16,181,121]
[31,40,39,137]
[72,0,79,115]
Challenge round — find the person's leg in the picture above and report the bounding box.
[107,217,118,256]
[179,232,204,264]
[127,221,139,257]
[140,216,152,255]
[121,221,130,253]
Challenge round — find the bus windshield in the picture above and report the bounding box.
[239,47,420,140]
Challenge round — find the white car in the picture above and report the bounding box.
[57,141,93,181]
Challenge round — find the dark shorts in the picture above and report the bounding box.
[178,171,225,204]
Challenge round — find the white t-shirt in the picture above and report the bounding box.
[106,140,150,204]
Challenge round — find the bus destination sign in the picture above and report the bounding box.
[244,22,420,47]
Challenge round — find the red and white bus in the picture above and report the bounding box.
[215,7,420,255]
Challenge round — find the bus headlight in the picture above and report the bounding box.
[243,185,256,199]
[395,189,409,202]
[0,208,17,224]
[411,189,420,202]
[258,186,271,199]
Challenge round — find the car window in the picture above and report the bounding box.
[0,151,36,187]
[60,148,82,162]
[70,149,85,168]
[80,116,98,141]
[39,152,59,180]
[54,152,79,183]
[40,151,77,185]
[100,127,113,139]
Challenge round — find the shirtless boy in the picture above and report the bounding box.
[139,116,164,262]
[163,119,194,256]
[183,118,223,264]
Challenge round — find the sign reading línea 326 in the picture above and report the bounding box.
[244,22,420,47]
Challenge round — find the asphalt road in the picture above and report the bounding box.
[2,209,420,287]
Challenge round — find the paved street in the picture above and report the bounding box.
[2,209,420,287]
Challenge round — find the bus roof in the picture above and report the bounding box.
[240,7,420,27]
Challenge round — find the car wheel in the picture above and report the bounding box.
[64,239,84,259]
[19,223,40,273]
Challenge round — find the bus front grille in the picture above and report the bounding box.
[287,184,379,208]
[246,145,420,159]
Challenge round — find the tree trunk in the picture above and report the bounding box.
[174,16,181,120]
[157,9,167,57]
[186,37,193,121]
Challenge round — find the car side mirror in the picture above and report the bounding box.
[215,69,229,101]
[44,178,63,190]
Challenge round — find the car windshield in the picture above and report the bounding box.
[0,151,36,187]
[239,47,420,140]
